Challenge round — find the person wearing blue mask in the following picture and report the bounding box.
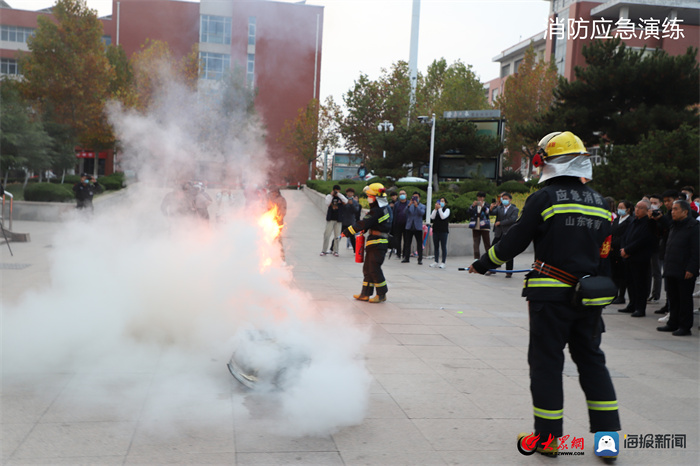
[391,190,409,260]
[490,192,519,277]
[72,173,102,211]
[429,197,450,268]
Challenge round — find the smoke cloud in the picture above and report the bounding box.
[2,70,371,437]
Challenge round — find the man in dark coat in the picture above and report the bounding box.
[490,191,519,277]
[73,173,102,211]
[620,200,659,317]
[391,190,409,260]
[656,200,699,336]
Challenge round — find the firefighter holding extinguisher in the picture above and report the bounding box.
[342,183,392,303]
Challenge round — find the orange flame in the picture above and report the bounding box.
[258,205,283,272]
[258,205,283,242]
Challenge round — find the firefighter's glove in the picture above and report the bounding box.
[469,259,490,275]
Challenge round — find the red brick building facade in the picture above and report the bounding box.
[486,0,699,176]
[1,0,323,183]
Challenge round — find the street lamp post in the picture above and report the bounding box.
[420,114,436,224]
[377,120,394,158]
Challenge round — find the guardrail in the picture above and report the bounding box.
[2,191,13,231]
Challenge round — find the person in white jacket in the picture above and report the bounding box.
[429,197,450,268]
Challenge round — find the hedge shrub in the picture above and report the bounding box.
[306,178,540,224]
[97,173,125,190]
[23,183,75,202]
[50,174,82,185]
[497,180,530,194]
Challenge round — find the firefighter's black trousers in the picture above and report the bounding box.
[528,301,621,438]
[361,245,388,297]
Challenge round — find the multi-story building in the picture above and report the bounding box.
[0,0,323,183]
[545,0,699,80]
[484,31,547,106]
[485,0,699,175]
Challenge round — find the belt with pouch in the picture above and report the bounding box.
[531,259,578,286]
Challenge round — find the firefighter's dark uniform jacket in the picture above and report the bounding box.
[343,202,391,249]
[473,177,612,300]
[473,176,620,441]
[343,201,391,297]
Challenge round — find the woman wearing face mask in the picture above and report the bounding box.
[610,200,632,304]
[430,197,451,268]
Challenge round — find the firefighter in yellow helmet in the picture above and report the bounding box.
[342,183,392,303]
[469,131,621,457]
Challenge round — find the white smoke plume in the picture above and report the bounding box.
[2,71,371,437]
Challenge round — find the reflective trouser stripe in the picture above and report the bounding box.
[524,278,574,288]
[587,400,618,411]
[366,239,389,246]
[582,296,615,306]
[362,281,369,286]
[534,406,564,420]
[487,246,505,266]
[374,281,386,287]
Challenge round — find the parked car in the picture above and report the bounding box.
[397,176,427,183]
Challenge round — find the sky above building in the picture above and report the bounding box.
[16,0,551,108]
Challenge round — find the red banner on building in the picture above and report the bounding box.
[76,151,108,159]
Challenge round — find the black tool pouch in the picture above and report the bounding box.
[572,275,617,310]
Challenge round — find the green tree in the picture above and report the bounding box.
[340,58,491,169]
[591,125,699,200]
[418,58,489,118]
[523,38,699,146]
[106,44,136,107]
[372,119,502,180]
[19,0,114,153]
[496,44,558,176]
[0,78,53,187]
[341,73,384,159]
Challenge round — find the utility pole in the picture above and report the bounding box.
[407,0,420,128]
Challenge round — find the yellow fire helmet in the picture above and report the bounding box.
[364,182,386,197]
[538,131,593,183]
[544,131,589,158]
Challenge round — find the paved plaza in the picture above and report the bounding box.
[1,188,699,465]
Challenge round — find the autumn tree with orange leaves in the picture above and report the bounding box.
[496,44,558,177]
[129,39,200,111]
[278,97,341,180]
[20,0,115,154]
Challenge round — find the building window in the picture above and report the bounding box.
[247,53,255,85]
[102,35,111,46]
[491,88,499,101]
[500,64,510,78]
[200,52,230,80]
[514,58,523,73]
[1,25,35,43]
[248,16,256,46]
[200,15,232,45]
[553,11,568,76]
[0,58,19,75]
[247,17,256,84]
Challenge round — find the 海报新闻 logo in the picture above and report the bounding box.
[595,431,619,457]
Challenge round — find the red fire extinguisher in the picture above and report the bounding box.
[355,232,365,263]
